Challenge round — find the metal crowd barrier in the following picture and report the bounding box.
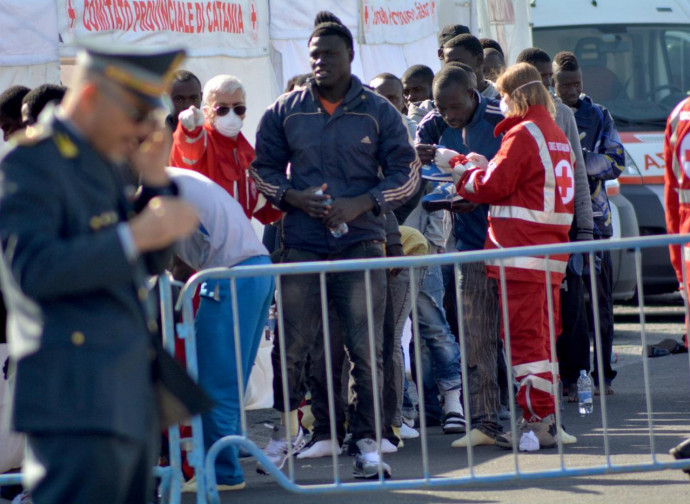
[5,234,690,502]
[164,233,690,503]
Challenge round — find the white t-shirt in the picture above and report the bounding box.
[167,167,269,270]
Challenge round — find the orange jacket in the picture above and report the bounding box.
[169,122,282,225]
[457,105,575,285]
[664,97,690,287]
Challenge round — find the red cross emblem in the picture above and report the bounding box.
[67,0,76,29]
[554,159,574,205]
[250,2,257,31]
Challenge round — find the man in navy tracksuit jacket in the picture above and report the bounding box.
[250,14,418,478]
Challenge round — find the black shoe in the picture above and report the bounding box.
[670,437,690,476]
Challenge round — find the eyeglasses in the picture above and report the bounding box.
[213,104,247,117]
[119,101,164,124]
[98,83,163,124]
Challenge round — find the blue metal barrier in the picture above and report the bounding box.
[166,233,690,501]
[2,234,688,500]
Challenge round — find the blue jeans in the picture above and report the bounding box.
[416,265,462,393]
[195,255,274,486]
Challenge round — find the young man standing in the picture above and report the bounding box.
[250,12,418,479]
[416,66,504,447]
[554,51,625,395]
[442,34,500,99]
[165,70,202,131]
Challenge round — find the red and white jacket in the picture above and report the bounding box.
[169,122,282,225]
[664,97,690,287]
[456,105,575,285]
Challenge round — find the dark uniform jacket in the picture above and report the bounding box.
[0,111,209,442]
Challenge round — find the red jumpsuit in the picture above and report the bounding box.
[664,97,690,347]
[456,105,575,421]
[169,122,282,225]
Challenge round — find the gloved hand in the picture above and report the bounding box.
[448,154,477,183]
[452,164,468,184]
[178,106,204,131]
[434,148,461,170]
[466,152,489,169]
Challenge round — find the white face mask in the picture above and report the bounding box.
[214,110,243,138]
[499,97,511,116]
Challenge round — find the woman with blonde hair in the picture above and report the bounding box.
[435,62,577,450]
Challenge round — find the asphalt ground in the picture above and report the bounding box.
[3,296,689,503]
[178,294,690,504]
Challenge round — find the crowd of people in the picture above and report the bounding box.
[2,8,689,504]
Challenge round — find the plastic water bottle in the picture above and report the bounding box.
[315,189,349,238]
[577,370,594,416]
[264,304,276,341]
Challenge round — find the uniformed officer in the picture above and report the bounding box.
[0,44,206,504]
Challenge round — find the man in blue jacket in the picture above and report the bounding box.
[554,51,625,395]
[250,11,419,479]
[415,65,505,447]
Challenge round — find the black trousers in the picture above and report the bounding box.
[557,265,591,386]
[586,250,618,385]
[26,432,156,504]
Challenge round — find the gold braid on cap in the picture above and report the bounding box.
[103,52,186,97]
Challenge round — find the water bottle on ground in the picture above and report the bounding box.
[577,369,594,416]
[315,189,349,238]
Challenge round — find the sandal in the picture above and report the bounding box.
[566,384,578,403]
[594,385,614,396]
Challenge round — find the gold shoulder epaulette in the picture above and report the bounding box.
[53,131,79,158]
[11,124,52,147]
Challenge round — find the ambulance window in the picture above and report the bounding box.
[665,31,690,96]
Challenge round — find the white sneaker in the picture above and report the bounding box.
[381,438,398,454]
[399,423,420,439]
[256,425,306,474]
[353,438,392,479]
[296,439,342,459]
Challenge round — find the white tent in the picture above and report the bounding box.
[0,0,532,146]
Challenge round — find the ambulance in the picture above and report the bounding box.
[530,0,690,296]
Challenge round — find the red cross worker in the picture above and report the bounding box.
[664,97,690,348]
[453,64,577,450]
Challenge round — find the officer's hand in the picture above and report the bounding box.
[415,144,437,165]
[323,194,374,229]
[178,106,205,131]
[284,184,330,218]
[130,127,171,187]
[130,197,199,252]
